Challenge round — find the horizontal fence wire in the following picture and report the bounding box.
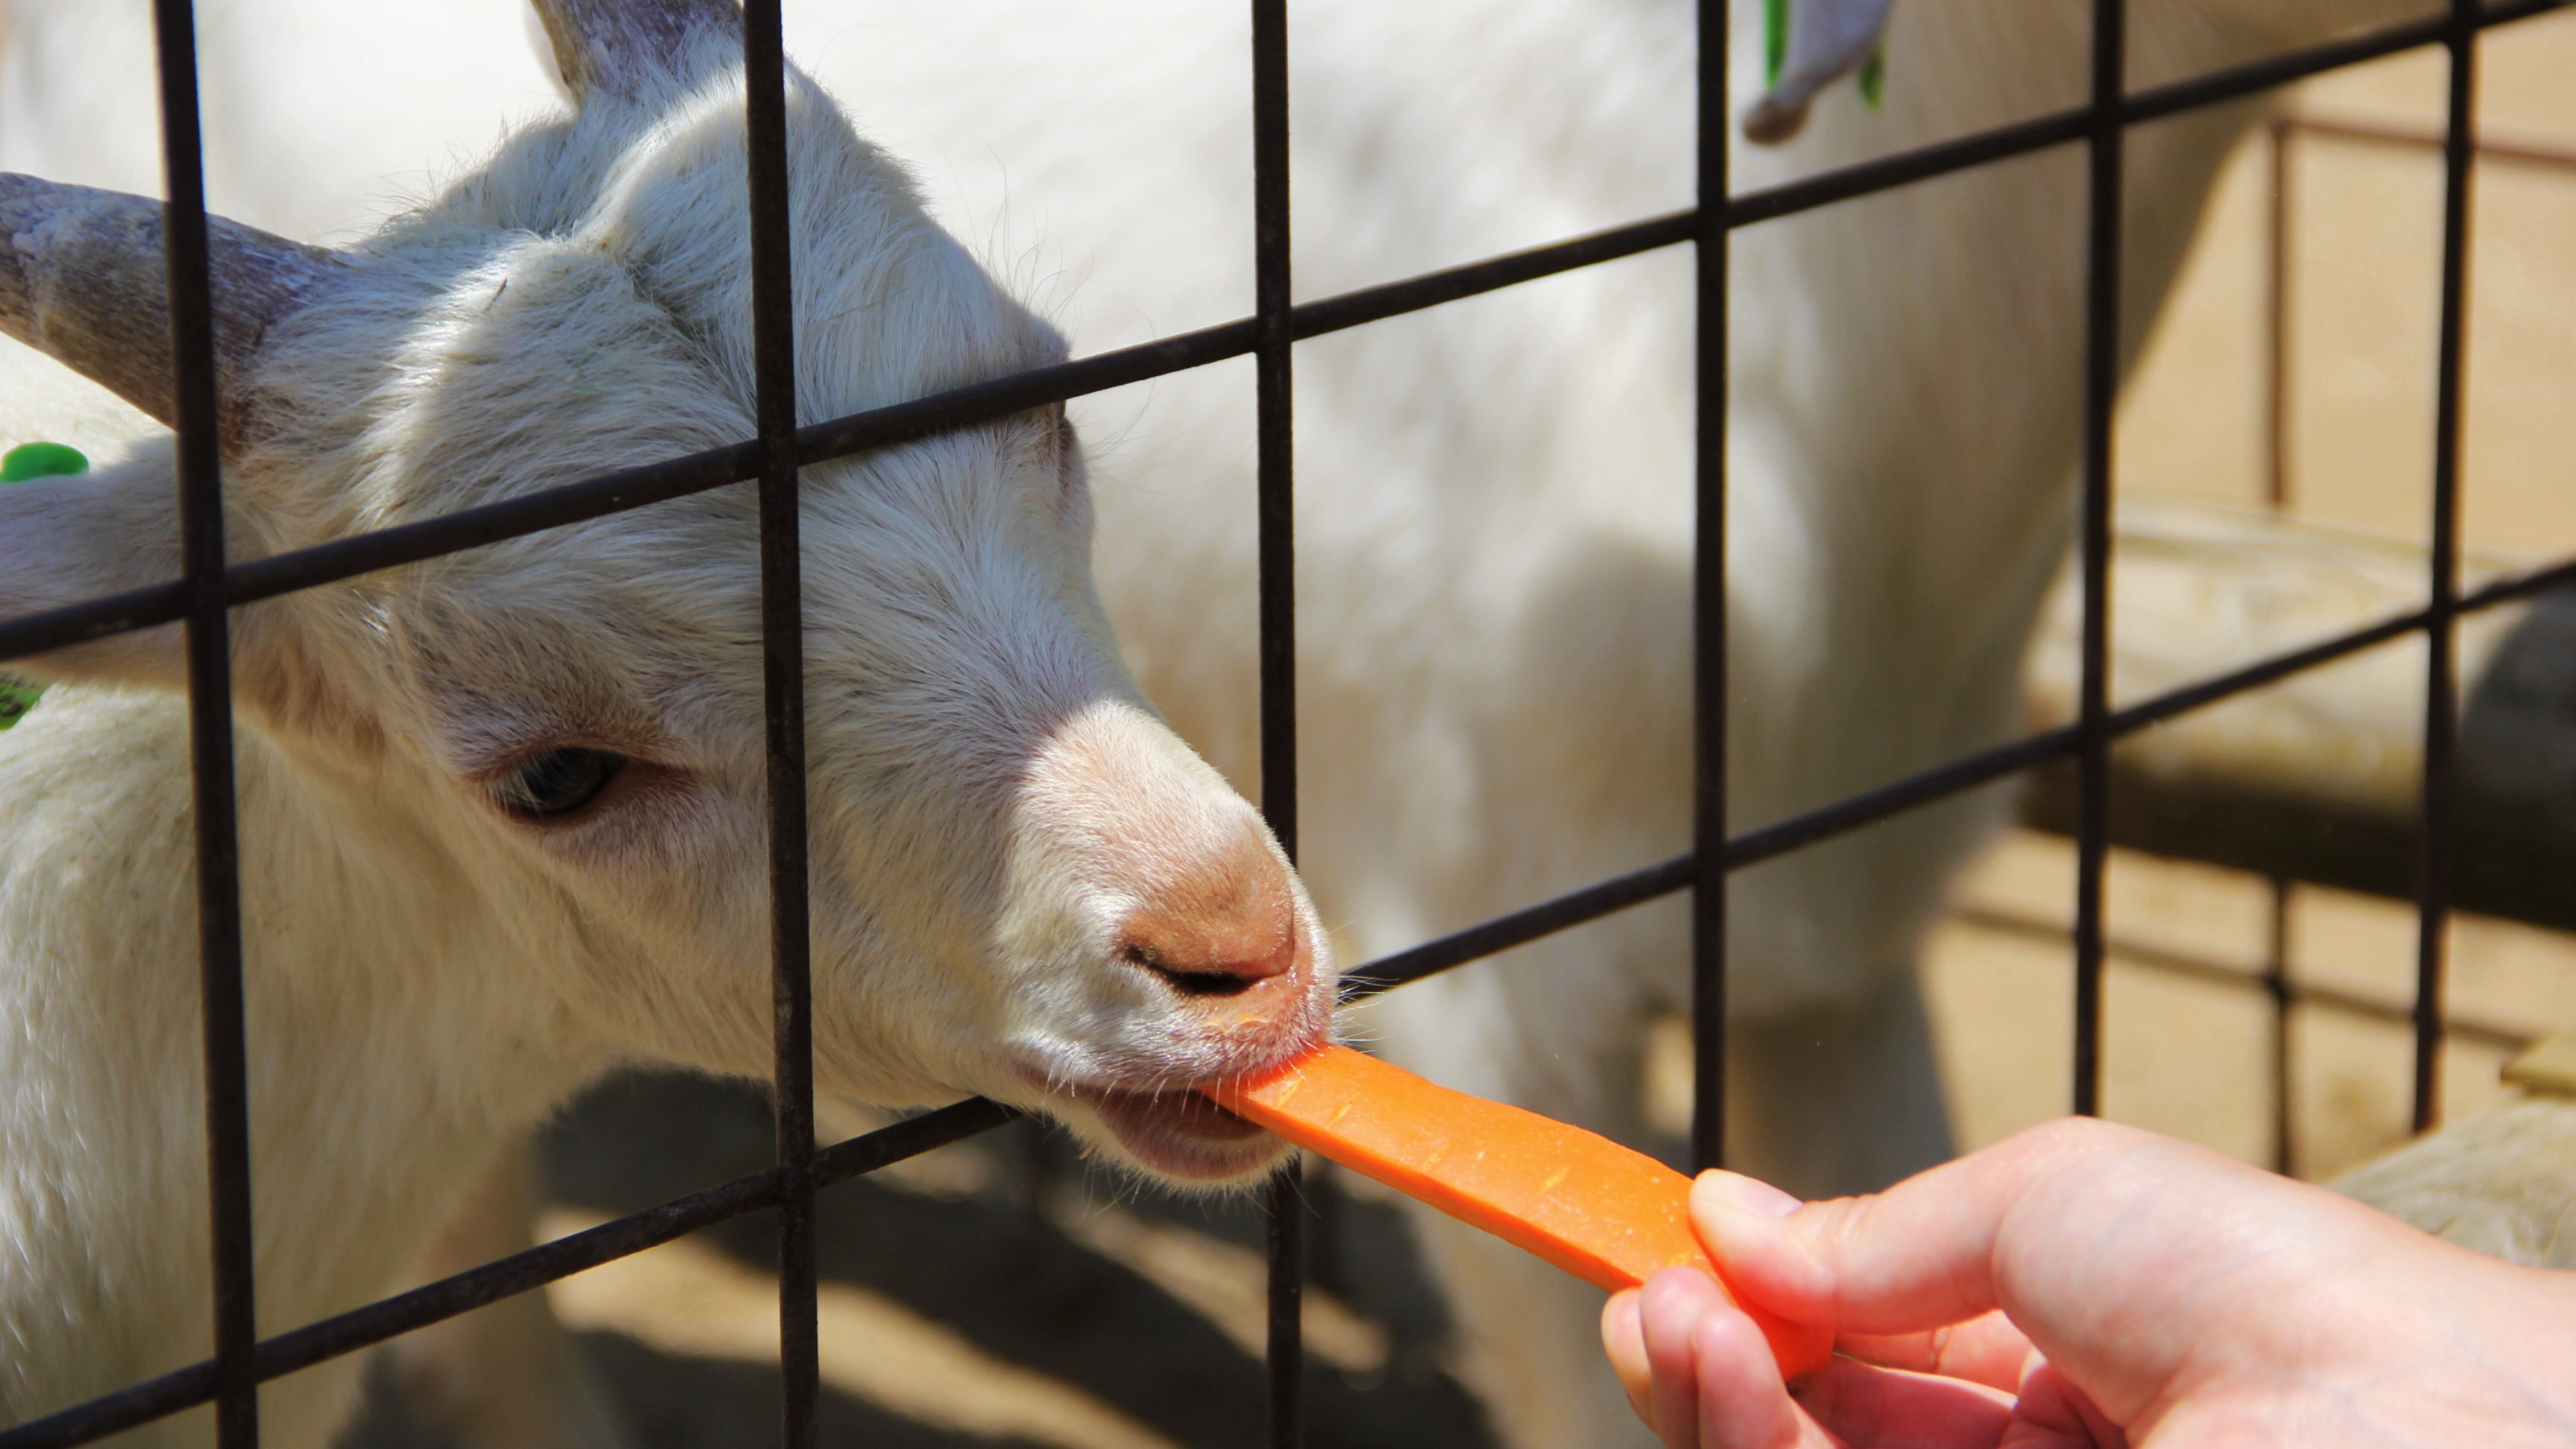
[9,3,2574,1447]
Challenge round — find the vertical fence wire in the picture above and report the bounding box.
[150,2,258,1444]
[2071,0,2126,1117]
[1249,1,1302,1444]
[2265,118,2296,512]
[1689,0,1731,1173]
[2264,876,2295,1173]
[2414,0,2479,1133]
[1263,1165,1304,1449]
[740,5,820,1445]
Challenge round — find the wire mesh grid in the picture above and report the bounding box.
[0,0,2562,1445]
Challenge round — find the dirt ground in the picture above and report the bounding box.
[341,14,2576,1449]
[348,1077,1500,1449]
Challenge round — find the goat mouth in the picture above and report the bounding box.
[1072,1084,1282,1181]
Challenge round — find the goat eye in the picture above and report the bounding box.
[490,747,627,820]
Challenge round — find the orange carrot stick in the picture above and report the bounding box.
[1207,1043,1834,1381]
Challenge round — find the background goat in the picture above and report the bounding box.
[0,2,1334,1443]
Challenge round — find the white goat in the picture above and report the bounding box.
[0,2,2489,1447]
[0,1,1335,1443]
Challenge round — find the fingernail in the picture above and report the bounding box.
[1700,1169,1802,1219]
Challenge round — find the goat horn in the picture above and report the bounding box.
[0,174,343,452]
[531,0,745,104]
[1744,0,1895,146]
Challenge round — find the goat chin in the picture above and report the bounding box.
[1056,1088,1295,1187]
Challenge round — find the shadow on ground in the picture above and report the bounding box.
[344,1070,1496,1449]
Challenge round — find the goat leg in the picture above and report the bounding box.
[383,1143,628,1449]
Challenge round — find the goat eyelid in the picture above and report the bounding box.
[485,745,633,824]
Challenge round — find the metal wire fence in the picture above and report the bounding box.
[0,1,2566,1446]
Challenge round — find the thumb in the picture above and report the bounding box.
[1692,1120,2144,1337]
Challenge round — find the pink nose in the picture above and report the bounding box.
[1117,827,1306,1002]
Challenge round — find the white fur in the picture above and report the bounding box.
[0,6,1334,1442]
[0,2,2452,1446]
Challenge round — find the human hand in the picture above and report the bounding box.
[1600,1117,2576,1447]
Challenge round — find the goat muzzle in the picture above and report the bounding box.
[1113,824,1310,1013]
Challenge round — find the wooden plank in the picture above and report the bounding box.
[2019,501,2576,930]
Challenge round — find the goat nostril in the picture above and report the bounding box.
[1167,968,1262,999]
[1121,940,1272,999]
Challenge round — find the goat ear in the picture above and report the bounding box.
[0,444,354,742]
[0,440,192,690]
[1744,0,1894,145]
[0,175,343,456]
[530,0,745,104]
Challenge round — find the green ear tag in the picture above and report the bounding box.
[1765,0,1789,86]
[0,441,85,728]
[0,680,40,730]
[1857,47,1885,109]
[0,441,88,482]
